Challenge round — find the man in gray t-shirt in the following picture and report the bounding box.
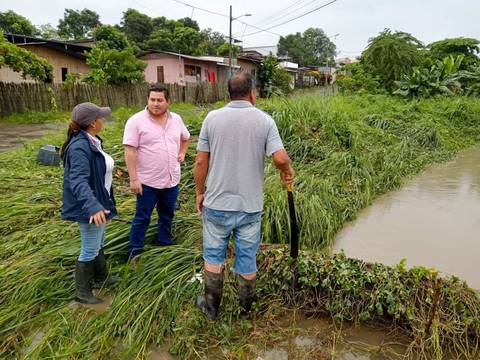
[194,72,295,320]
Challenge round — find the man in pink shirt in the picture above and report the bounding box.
[123,84,190,258]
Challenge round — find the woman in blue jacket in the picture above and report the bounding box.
[61,102,119,304]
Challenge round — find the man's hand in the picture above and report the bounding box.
[130,179,143,195]
[90,210,111,226]
[178,152,186,163]
[196,193,204,215]
[280,166,295,186]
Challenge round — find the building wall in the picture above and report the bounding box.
[140,53,218,84]
[237,59,258,78]
[0,45,90,84]
[183,59,217,84]
[216,66,229,85]
[141,53,183,84]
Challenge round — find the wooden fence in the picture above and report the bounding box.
[0,82,229,116]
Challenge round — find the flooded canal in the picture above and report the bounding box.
[334,147,480,289]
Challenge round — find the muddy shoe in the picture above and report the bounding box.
[238,275,256,320]
[93,249,120,289]
[75,260,102,304]
[196,270,224,320]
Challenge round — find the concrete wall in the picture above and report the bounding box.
[141,53,183,84]
[140,53,217,84]
[0,45,90,84]
[237,59,258,78]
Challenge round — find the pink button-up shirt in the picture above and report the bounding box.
[123,109,190,189]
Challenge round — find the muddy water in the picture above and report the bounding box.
[0,123,63,151]
[334,147,480,289]
[149,312,410,360]
[255,315,409,360]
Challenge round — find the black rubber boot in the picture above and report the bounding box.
[75,260,102,304]
[93,249,120,289]
[238,275,256,319]
[196,270,224,320]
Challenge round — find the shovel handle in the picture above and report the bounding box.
[287,183,294,192]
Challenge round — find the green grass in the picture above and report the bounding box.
[0,94,480,359]
[0,110,70,124]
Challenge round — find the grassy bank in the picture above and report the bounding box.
[1,94,479,358]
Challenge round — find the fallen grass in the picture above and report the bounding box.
[1,94,480,358]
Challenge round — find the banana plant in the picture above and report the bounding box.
[457,65,480,96]
[394,55,464,98]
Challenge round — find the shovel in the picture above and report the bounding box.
[287,183,299,259]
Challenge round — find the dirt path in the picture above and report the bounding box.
[0,123,64,151]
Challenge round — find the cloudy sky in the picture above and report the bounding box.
[2,0,479,58]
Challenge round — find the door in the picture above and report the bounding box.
[157,66,164,83]
[61,67,68,82]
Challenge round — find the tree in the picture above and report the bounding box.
[336,62,384,94]
[258,55,278,97]
[201,28,226,55]
[0,10,36,36]
[83,46,146,85]
[428,38,480,69]
[0,31,53,81]
[58,8,101,40]
[278,27,336,66]
[216,43,240,57]
[177,17,199,31]
[120,9,153,48]
[93,25,130,51]
[145,20,206,55]
[258,55,292,97]
[145,29,175,52]
[37,23,63,40]
[362,29,424,91]
[83,28,146,85]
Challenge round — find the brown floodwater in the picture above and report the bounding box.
[255,314,409,360]
[334,147,480,289]
[149,312,410,360]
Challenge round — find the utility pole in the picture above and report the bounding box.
[228,7,252,77]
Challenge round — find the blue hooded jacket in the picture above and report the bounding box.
[61,130,117,223]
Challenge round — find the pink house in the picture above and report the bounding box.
[138,50,219,84]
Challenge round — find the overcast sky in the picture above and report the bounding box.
[2,0,479,58]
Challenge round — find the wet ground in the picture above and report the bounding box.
[253,312,409,360]
[147,311,410,360]
[0,123,63,151]
[334,147,480,289]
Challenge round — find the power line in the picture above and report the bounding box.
[167,0,283,38]
[252,0,322,29]
[252,0,306,27]
[169,0,229,18]
[233,0,323,38]
[242,0,339,37]
[236,20,283,37]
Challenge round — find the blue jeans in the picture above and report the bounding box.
[202,207,262,275]
[78,223,106,262]
[128,184,179,256]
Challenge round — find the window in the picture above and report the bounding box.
[184,65,201,77]
[61,67,68,82]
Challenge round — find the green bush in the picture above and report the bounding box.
[336,62,385,94]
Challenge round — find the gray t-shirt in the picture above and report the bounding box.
[197,100,284,212]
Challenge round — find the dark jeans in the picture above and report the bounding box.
[128,184,179,257]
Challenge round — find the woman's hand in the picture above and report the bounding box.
[89,210,111,226]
